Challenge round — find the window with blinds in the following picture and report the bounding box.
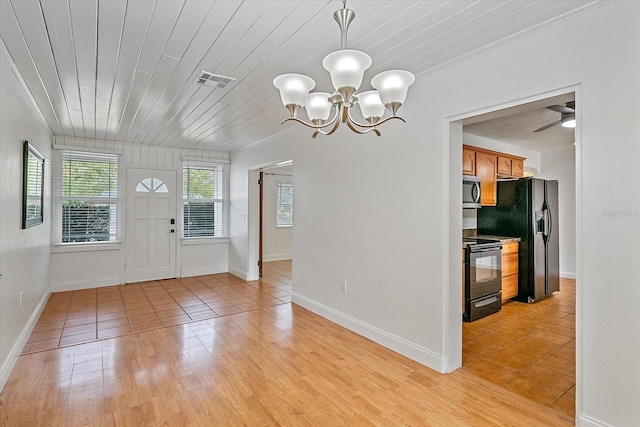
[276,181,293,227]
[183,161,228,238]
[53,150,120,244]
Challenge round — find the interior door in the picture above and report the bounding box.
[126,168,177,283]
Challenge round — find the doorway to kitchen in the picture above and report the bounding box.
[450,89,578,419]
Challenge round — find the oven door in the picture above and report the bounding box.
[464,244,502,322]
[468,247,502,299]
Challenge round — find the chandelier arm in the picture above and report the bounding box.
[346,119,381,136]
[346,109,407,129]
[312,103,346,138]
[280,107,340,129]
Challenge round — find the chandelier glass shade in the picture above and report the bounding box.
[273,1,415,138]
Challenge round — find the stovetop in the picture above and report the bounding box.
[463,237,501,245]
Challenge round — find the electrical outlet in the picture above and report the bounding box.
[20,291,24,306]
[340,280,347,292]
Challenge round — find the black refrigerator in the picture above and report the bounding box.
[477,177,559,302]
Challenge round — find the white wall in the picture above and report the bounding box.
[262,171,292,261]
[0,45,53,391]
[50,136,229,291]
[539,147,577,279]
[230,2,640,426]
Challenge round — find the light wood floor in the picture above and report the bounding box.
[1,261,574,425]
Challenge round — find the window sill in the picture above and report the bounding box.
[181,237,229,246]
[276,225,293,229]
[51,242,122,253]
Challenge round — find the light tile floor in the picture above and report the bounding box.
[461,278,576,419]
[22,260,292,354]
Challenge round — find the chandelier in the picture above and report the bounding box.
[273,0,415,138]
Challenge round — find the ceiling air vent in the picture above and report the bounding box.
[196,71,236,88]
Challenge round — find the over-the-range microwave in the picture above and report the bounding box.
[463,175,481,208]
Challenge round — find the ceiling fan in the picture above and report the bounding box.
[533,101,576,132]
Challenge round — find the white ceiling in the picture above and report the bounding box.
[463,93,576,151]
[0,0,599,153]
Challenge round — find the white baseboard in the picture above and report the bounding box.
[263,253,292,262]
[292,293,447,373]
[0,286,51,393]
[560,271,576,280]
[578,413,611,427]
[52,276,121,292]
[181,264,228,277]
[229,267,248,281]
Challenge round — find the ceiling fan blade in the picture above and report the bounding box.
[534,120,562,132]
[547,105,574,114]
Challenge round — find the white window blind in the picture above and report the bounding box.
[52,150,121,244]
[276,181,293,227]
[183,161,228,238]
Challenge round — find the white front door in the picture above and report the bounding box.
[126,168,177,283]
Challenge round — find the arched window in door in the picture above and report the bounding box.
[135,177,168,193]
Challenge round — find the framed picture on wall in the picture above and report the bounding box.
[22,141,44,229]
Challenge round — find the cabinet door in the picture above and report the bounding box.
[497,156,512,176]
[476,152,497,206]
[511,159,524,177]
[502,253,519,277]
[502,275,519,301]
[462,148,476,175]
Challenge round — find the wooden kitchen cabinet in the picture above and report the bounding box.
[501,242,519,301]
[462,146,526,189]
[475,152,497,206]
[462,148,476,175]
[511,159,524,177]
[497,156,512,176]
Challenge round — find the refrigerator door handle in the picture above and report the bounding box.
[542,208,552,240]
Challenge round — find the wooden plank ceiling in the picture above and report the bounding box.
[0,0,601,152]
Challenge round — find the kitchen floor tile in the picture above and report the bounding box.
[461,358,521,385]
[552,340,576,363]
[501,365,575,406]
[462,279,576,420]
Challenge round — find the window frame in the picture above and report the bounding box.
[276,181,293,228]
[52,149,122,247]
[182,160,229,240]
